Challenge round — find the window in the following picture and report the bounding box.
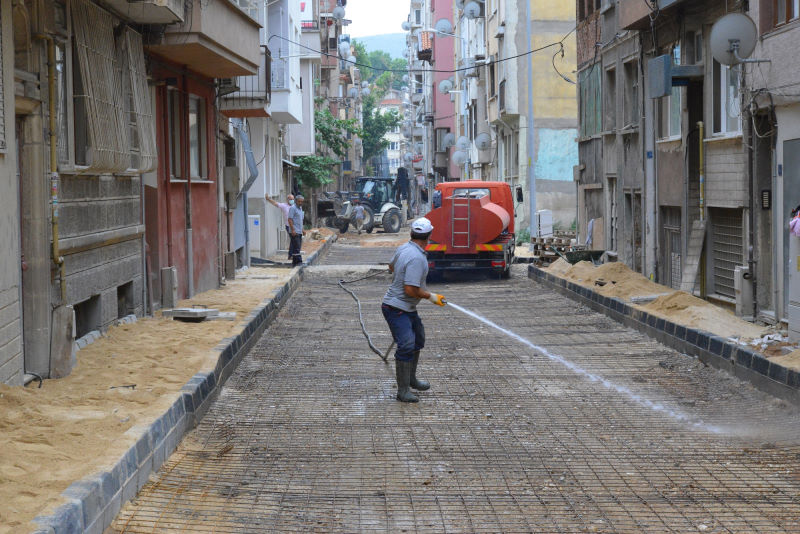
[188,95,206,178]
[774,0,800,26]
[579,66,601,137]
[658,45,681,139]
[452,188,490,199]
[603,66,616,131]
[713,61,741,134]
[489,63,496,97]
[167,90,181,179]
[414,9,421,25]
[623,60,638,128]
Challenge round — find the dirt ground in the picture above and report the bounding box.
[0,266,296,532]
[335,227,409,248]
[545,258,770,342]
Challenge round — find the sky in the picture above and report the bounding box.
[343,0,409,38]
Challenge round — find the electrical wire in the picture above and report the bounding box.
[267,24,578,76]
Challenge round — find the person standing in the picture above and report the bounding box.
[353,199,365,235]
[288,195,305,266]
[266,194,294,259]
[381,217,447,403]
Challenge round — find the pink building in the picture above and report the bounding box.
[431,0,459,181]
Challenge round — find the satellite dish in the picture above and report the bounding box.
[452,151,468,165]
[403,153,413,162]
[438,79,454,94]
[464,1,482,19]
[401,85,409,92]
[346,55,356,64]
[338,41,351,57]
[710,13,758,66]
[332,6,345,20]
[443,133,456,148]
[402,74,409,83]
[455,0,466,9]
[402,49,409,58]
[435,18,453,36]
[401,21,411,31]
[361,81,369,88]
[348,87,358,99]
[475,132,491,150]
[455,135,470,151]
[362,87,371,97]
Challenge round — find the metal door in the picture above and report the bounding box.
[784,139,800,316]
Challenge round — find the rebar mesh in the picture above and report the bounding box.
[113,246,800,533]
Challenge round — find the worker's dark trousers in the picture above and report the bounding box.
[285,226,291,259]
[381,304,425,362]
[289,234,303,265]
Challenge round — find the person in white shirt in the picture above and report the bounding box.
[267,194,294,259]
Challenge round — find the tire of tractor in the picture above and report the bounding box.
[339,221,350,234]
[366,226,374,234]
[383,209,401,233]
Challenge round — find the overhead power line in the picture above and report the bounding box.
[267,25,578,77]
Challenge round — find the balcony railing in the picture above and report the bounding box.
[220,47,272,117]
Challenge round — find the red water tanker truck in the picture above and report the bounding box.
[424,181,516,279]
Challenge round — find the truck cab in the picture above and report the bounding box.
[424,181,516,279]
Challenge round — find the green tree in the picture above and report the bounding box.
[314,108,361,159]
[361,91,401,164]
[294,109,362,193]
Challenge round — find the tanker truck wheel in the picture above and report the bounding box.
[383,209,401,233]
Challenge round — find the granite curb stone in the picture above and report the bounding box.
[528,264,800,406]
[30,234,337,533]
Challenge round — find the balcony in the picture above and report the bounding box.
[147,0,260,78]
[618,0,687,29]
[99,0,183,24]
[220,48,272,118]
[301,20,320,32]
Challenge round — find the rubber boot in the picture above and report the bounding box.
[395,360,419,403]
[410,351,430,391]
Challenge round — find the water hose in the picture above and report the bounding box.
[338,270,392,363]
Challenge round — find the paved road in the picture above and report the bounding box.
[113,240,800,533]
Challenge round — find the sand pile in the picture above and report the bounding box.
[543,259,768,342]
[770,349,800,372]
[642,291,766,340]
[0,267,291,532]
[548,260,666,300]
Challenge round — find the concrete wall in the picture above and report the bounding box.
[0,2,22,385]
[248,118,288,258]
[59,174,145,326]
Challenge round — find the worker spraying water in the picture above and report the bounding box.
[382,217,447,403]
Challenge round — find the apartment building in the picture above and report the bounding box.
[576,0,799,328]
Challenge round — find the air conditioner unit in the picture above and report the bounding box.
[464,59,479,78]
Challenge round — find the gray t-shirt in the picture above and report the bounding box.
[288,205,304,234]
[382,241,428,312]
[353,205,365,220]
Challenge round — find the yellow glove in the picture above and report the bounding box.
[428,293,447,306]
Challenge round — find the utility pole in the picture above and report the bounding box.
[526,0,538,238]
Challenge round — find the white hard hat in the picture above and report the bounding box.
[411,217,434,233]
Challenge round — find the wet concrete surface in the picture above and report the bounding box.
[112,239,800,532]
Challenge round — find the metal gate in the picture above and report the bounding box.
[709,208,744,299]
[661,207,681,290]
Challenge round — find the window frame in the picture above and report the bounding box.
[712,61,742,136]
[774,0,800,27]
[657,44,682,141]
[167,89,182,181]
[187,94,208,180]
